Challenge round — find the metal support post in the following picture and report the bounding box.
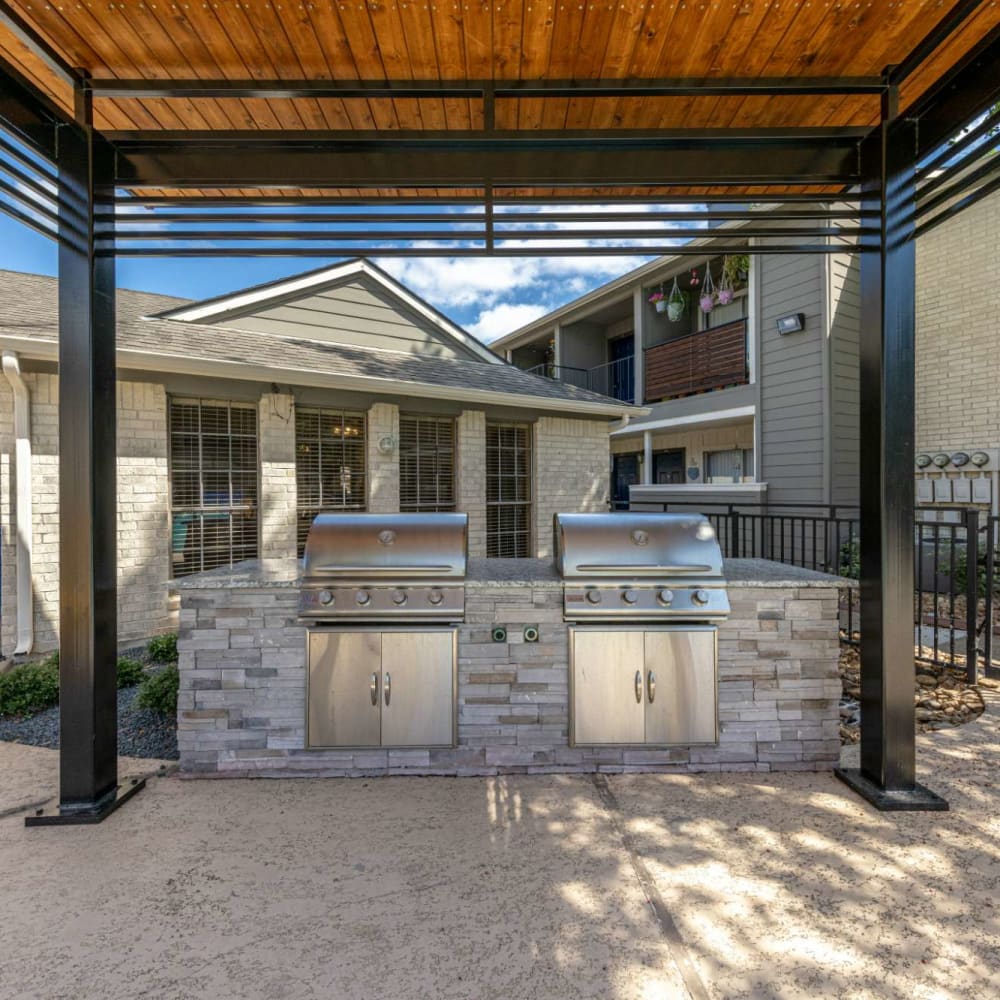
[835,85,947,811]
[26,83,143,826]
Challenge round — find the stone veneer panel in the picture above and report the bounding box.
[178,582,841,777]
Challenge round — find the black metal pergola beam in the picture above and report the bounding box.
[87,75,888,101]
[0,58,62,159]
[111,131,862,190]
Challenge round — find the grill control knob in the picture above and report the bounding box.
[318,590,335,606]
[586,590,603,605]
[657,589,674,606]
[391,590,407,606]
[355,589,371,606]
[428,589,444,605]
[622,589,638,605]
[692,589,710,606]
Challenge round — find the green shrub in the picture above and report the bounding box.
[137,664,179,715]
[116,657,145,689]
[0,655,60,717]
[838,539,860,580]
[147,633,178,664]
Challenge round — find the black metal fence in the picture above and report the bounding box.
[614,499,1000,681]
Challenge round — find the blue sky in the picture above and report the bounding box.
[0,211,653,343]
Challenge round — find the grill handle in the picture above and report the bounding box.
[370,672,379,707]
[647,670,656,704]
[634,670,643,704]
[384,672,391,707]
[573,564,714,574]
[308,565,457,575]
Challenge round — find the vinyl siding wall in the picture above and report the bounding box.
[828,250,861,507]
[757,253,826,504]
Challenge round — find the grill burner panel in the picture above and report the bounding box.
[556,513,729,621]
[299,512,468,622]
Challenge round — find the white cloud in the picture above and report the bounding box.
[467,302,550,343]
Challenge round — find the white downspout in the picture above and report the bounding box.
[2,352,33,656]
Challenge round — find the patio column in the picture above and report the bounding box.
[835,86,946,811]
[27,84,142,825]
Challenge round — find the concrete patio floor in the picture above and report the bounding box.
[2,696,998,1000]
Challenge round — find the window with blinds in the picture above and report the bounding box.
[399,415,456,513]
[486,422,532,558]
[705,447,755,483]
[296,407,366,555]
[169,398,259,577]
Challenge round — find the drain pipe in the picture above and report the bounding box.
[2,351,33,656]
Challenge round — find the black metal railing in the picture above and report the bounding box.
[613,498,1000,681]
[523,357,635,403]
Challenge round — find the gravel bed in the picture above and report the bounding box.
[0,663,178,761]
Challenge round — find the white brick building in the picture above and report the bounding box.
[0,260,634,654]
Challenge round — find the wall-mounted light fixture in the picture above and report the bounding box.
[776,313,805,335]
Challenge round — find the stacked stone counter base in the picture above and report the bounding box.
[176,558,845,777]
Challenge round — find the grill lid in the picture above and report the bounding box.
[302,512,468,580]
[555,512,724,580]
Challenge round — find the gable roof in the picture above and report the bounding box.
[151,258,503,366]
[0,270,644,419]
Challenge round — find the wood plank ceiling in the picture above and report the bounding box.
[1,0,999,200]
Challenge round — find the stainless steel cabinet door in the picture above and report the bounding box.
[308,631,382,748]
[643,629,718,745]
[570,629,645,745]
[380,631,456,748]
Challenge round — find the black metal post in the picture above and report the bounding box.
[26,83,143,826]
[835,86,947,811]
[964,508,979,684]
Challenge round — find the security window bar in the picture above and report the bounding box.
[486,422,532,558]
[296,407,366,555]
[399,415,456,512]
[169,398,259,577]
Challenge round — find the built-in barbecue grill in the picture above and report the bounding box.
[555,512,729,748]
[300,512,467,751]
[299,512,468,622]
[555,512,730,621]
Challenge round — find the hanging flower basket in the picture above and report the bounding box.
[666,276,687,322]
[699,265,716,314]
[717,258,735,305]
[648,284,667,313]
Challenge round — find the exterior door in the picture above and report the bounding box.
[380,631,456,747]
[308,631,381,747]
[653,449,685,485]
[609,333,635,403]
[571,629,645,745]
[612,453,640,507]
[643,629,717,745]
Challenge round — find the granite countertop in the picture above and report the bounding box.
[173,556,852,591]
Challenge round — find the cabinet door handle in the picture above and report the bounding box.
[634,669,643,704]
[647,670,656,704]
[370,672,379,706]
[384,671,391,707]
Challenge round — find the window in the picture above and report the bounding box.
[169,398,259,577]
[296,407,366,555]
[486,422,532,558]
[705,448,754,484]
[399,415,456,512]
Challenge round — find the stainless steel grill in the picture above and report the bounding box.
[298,512,468,621]
[555,512,730,621]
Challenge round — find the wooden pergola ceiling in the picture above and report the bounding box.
[1,0,998,135]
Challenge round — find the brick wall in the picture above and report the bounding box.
[916,186,1000,453]
[533,417,609,558]
[457,410,487,557]
[366,402,399,513]
[0,374,173,653]
[258,393,297,558]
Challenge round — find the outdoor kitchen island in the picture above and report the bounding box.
[176,556,847,777]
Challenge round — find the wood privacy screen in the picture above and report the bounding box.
[644,320,748,403]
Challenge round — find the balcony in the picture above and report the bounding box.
[644,319,748,402]
[525,356,635,404]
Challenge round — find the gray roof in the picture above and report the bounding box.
[0,270,641,417]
